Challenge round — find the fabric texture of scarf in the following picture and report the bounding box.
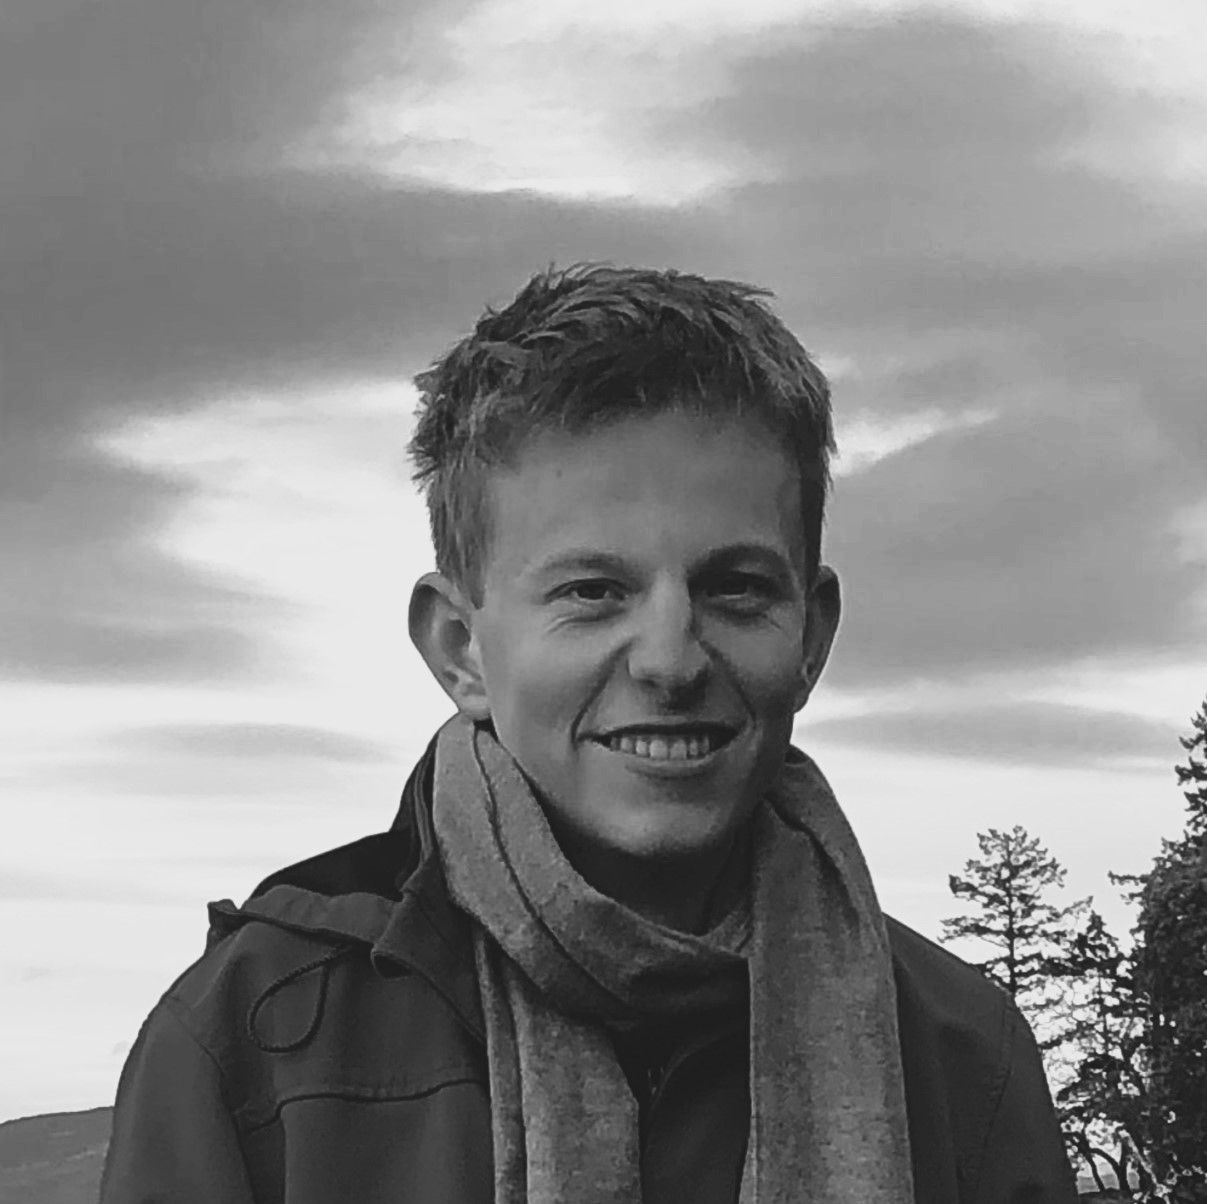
[431,715,914,1204]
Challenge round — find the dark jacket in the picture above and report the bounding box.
[101,740,1078,1203]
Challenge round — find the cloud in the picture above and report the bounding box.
[807,699,1179,769]
[826,404,1205,684]
[832,405,997,476]
[0,866,175,906]
[0,0,729,429]
[127,722,391,763]
[2,615,255,684]
[315,2,748,204]
[0,437,290,682]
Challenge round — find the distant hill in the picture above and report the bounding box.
[0,1108,111,1204]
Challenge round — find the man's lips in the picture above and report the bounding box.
[589,721,740,742]
[586,722,741,764]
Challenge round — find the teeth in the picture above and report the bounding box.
[607,732,716,760]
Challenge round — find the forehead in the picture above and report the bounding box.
[482,411,804,582]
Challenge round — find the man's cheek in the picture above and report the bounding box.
[742,662,806,708]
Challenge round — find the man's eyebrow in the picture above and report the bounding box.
[532,543,796,577]
[699,542,794,569]
[688,544,802,585]
[531,551,633,578]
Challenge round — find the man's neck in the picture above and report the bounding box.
[546,819,753,935]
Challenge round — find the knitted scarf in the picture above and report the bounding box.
[431,715,914,1204]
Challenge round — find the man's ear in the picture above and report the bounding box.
[795,565,841,712]
[408,572,492,721]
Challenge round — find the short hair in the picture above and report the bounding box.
[408,263,835,602]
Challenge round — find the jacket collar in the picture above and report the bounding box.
[207,733,485,1041]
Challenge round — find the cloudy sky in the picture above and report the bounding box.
[3,0,1206,1121]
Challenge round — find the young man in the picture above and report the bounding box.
[101,265,1077,1202]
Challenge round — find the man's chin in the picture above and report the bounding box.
[571,791,749,863]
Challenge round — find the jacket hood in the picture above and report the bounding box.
[204,735,485,1040]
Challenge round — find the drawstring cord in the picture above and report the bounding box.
[247,943,359,1053]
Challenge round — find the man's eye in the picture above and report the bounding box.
[709,573,775,606]
[559,580,622,604]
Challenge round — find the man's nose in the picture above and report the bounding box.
[626,586,710,698]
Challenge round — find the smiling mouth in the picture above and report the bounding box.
[593,727,738,762]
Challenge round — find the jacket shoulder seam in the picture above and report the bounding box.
[194,913,369,982]
[157,993,244,1113]
[963,995,1018,1194]
[886,915,1006,991]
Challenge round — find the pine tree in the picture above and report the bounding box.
[1047,907,1151,1195]
[1131,837,1207,1197]
[945,702,1207,1198]
[941,825,1086,1010]
[1112,695,1207,1201]
[1174,696,1207,843]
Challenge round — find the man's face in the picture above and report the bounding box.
[465,409,833,866]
